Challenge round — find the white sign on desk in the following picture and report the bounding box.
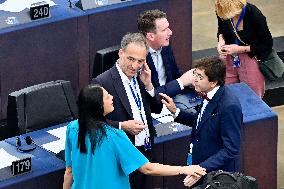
[0,0,55,13]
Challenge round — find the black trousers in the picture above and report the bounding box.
[129,146,152,189]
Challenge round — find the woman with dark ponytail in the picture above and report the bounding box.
[63,84,206,189]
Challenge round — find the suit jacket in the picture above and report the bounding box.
[177,86,243,172]
[92,65,163,144]
[147,45,182,97]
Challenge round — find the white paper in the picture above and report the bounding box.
[40,126,67,154]
[0,148,20,169]
[151,104,174,123]
[156,115,174,123]
[41,139,65,154]
[0,0,56,13]
[47,125,67,140]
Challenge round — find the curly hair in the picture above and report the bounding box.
[194,56,226,86]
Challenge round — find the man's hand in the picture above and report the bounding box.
[179,69,195,87]
[121,120,146,135]
[139,62,153,91]
[159,93,176,114]
[183,175,202,187]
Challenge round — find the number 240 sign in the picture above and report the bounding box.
[30,2,50,20]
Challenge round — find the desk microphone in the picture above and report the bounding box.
[67,0,72,8]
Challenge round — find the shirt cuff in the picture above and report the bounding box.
[176,79,184,90]
[172,108,180,119]
[146,87,155,97]
[119,122,122,130]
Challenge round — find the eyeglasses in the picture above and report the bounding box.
[193,69,204,81]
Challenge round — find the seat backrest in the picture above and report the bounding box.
[92,45,120,78]
[7,80,78,136]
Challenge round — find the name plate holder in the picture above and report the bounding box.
[11,157,32,176]
[30,1,50,21]
[76,0,130,11]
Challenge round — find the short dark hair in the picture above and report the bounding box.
[137,9,167,36]
[194,56,226,86]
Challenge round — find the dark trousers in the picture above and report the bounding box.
[130,146,152,189]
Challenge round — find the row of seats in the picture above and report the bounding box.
[1,80,78,139]
[1,45,120,140]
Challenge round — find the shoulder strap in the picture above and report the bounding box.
[229,20,249,46]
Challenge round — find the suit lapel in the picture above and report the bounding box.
[110,66,133,117]
[195,86,224,134]
[147,53,160,87]
[161,47,170,82]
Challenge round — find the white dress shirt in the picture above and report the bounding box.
[196,86,220,129]
[149,47,167,86]
[116,63,150,146]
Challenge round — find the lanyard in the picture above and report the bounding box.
[129,77,145,124]
[231,4,246,44]
[129,77,151,150]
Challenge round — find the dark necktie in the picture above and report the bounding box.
[197,92,211,101]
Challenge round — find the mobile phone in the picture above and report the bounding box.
[138,65,144,74]
[160,95,169,103]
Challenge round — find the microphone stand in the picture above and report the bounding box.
[67,0,72,8]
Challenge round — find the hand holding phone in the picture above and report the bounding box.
[138,65,144,75]
[159,93,177,114]
[221,45,227,52]
[160,95,169,102]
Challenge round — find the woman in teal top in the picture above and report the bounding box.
[63,84,206,189]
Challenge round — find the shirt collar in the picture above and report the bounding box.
[116,61,136,85]
[149,46,162,55]
[206,86,220,100]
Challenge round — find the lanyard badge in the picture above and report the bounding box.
[187,143,193,165]
[144,135,151,151]
[232,55,241,68]
[230,4,246,68]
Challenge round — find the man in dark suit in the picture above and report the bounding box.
[161,56,243,187]
[92,33,163,189]
[137,9,194,97]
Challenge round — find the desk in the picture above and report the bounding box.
[228,83,278,189]
[0,0,192,120]
[0,140,65,189]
